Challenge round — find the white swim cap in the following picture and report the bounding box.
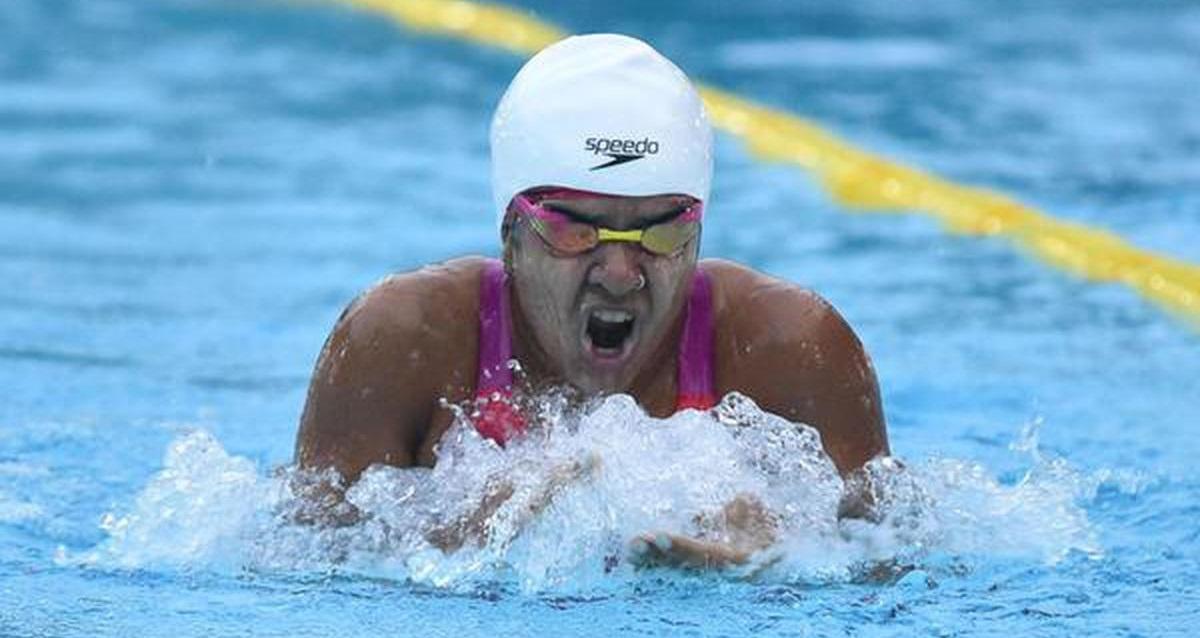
[490,33,713,230]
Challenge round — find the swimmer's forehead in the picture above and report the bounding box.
[541,194,694,227]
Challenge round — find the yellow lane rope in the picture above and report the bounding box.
[334,0,1200,326]
[336,0,565,54]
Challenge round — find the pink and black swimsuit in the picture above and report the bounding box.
[472,259,717,445]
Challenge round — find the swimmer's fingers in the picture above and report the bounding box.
[627,532,751,569]
[535,455,598,506]
[282,471,362,528]
[541,452,602,494]
[428,454,602,553]
[426,480,517,552]
[720,494,779,549]
[511,452,603,526]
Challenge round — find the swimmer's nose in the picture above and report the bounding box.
[588,242,646,297]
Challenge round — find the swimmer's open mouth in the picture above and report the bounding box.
[585,309,636,356]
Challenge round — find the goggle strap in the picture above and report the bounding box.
[596,228,644,243]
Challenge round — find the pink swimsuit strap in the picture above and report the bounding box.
[473,259,716,444]
[475,259,515,398]
[674,266,716,411]
[472,260,523,445]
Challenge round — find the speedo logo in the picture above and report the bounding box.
[585,136,660,170]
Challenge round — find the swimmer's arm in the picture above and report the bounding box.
[797,300,891,520]
[632,281,891,569]
[729,277,889,510]
[292,278,446,524]
[426,455,598,552]
[424,479,515,552]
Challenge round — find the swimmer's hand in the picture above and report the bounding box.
[426,453,600,552]
[628,493,779,570]
[628,532,755,569]
[280,467,362,528]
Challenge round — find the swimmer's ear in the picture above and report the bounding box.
[503,235,515,275]
[500,214,514,243]
[500,209,517,275]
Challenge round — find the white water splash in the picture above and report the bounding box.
[67,393,1105,590]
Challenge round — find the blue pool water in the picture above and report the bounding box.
[3,0,1200,635]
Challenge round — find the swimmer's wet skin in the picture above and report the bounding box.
[294,34,890,571]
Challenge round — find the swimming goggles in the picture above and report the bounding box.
[509,189,702,257]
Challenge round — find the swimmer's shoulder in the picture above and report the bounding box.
[702,259,887,472]
[297,257,488,475]
[336,256,486,354]
[701,258,836,338]
[336,255,487,391]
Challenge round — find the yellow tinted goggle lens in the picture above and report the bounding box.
[640,221,699,255]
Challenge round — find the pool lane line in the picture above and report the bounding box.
[333,0,1200,328]
[334,0,566,55]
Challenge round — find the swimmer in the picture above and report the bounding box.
[294,34,889,568]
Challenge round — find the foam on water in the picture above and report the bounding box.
[67,393,1106,592]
